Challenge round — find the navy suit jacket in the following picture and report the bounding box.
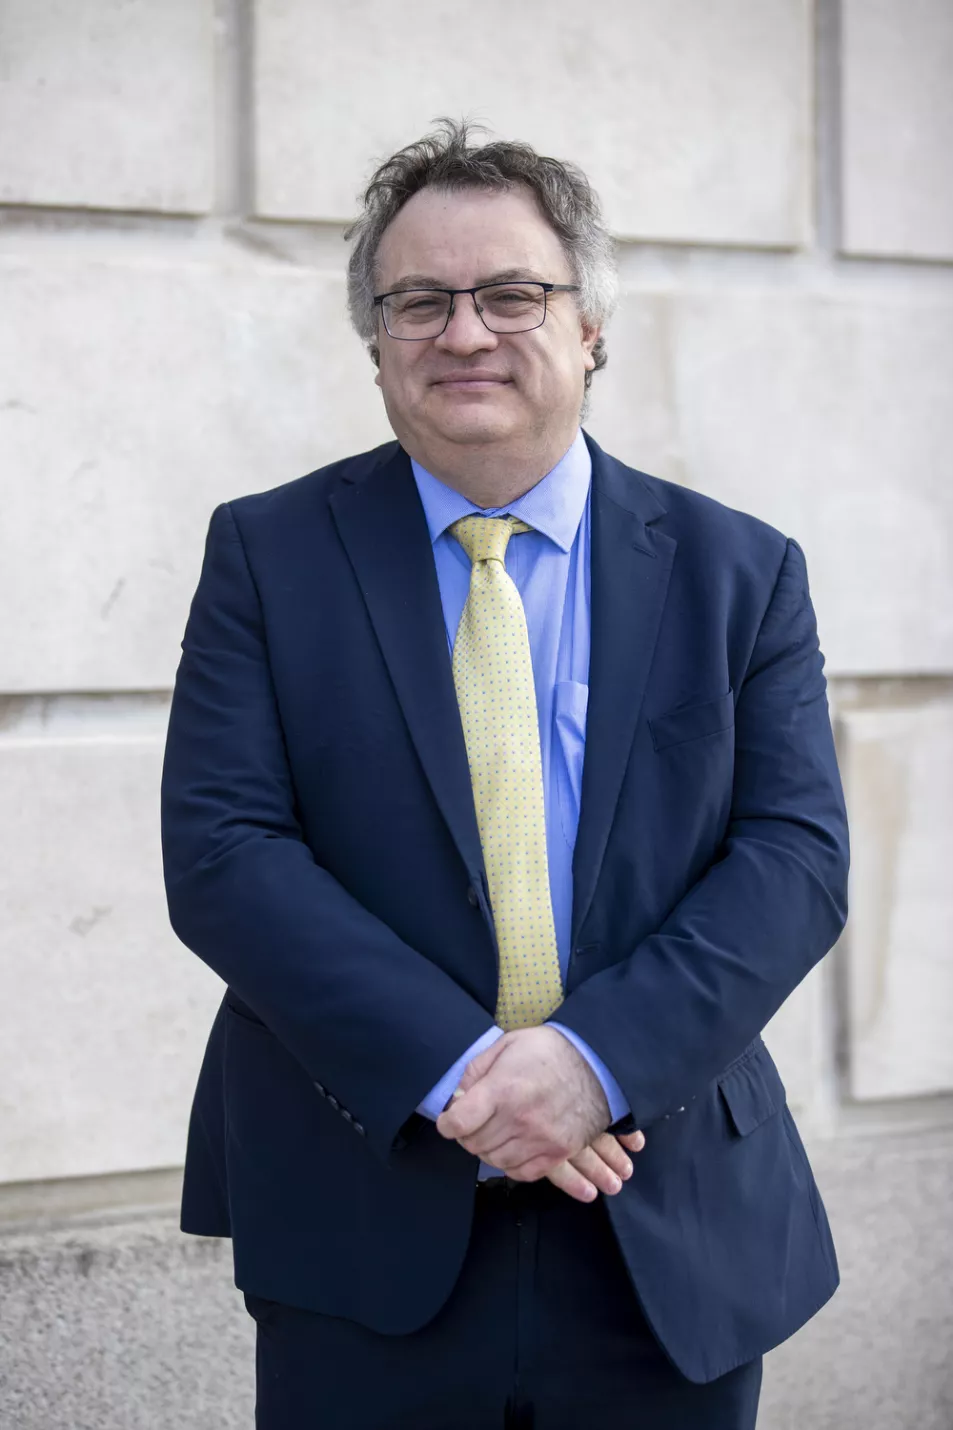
[161,431,848,1383]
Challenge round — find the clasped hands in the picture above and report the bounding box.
[435,1025,645,1203]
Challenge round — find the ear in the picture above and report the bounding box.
[581,320,601,371]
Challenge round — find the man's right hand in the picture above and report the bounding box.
[545,1128,646,1203]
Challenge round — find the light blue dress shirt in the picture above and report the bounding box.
[409,429,630,1178]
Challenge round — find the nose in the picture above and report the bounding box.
[433,292,499,356]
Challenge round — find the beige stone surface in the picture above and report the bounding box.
[760,1128,953,1429]
[838,700,953,1101]
[2,1130,951,1429]
[667,289,953,675]
[253,0,812,246]
[763,964,827,1117]
[6,255,950,690]
[0,0,216,214]
[0,250,393,692]
[842,0,953,261]
[0,722,226,1184]
[584,290,685,485]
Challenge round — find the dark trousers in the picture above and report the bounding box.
[244,1177,762,1429]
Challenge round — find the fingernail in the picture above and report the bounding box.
[621,1161,632,1178]
[609,1175,621,1193]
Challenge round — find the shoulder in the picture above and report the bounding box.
[596,444,796,598]
[223,441,400,530]
[642,470,788,560]
[589,434,810,627]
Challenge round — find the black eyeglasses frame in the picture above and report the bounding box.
[372,281,581,340]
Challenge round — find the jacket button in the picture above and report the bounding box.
[467,885,479,907]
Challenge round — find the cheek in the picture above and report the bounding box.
[378,352,416,402]
[523,333,580,390]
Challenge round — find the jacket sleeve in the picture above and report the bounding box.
[551,538,849,1128]
[160,502,496,1163]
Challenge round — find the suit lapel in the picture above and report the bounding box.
[329,444,485,882]
[571,436,676,948]
[328,436,676,950]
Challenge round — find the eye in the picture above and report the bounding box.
[481,285,543,314]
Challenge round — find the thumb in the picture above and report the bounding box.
[456,1033,509,1094]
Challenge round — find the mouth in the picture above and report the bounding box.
[431,374,512,391]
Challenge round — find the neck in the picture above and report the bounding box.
[404,430,580,508]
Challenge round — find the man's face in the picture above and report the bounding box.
[373,185,600,462]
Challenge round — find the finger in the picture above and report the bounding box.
[588,1132,633,1181]
[456,1035,510,1094]
[435,1082,496,1140]
[617,1130,646,1153]
[461,1130,553,1169]
[544,1160,599,1204]
[569,1144,624,1196]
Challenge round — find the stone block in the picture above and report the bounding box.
[841,0,953,261]
[667,290,953,674]
[0,251,393,692]
[763,963,827,1117]
[585,291,685,486]
[2,1131,952,1428]
[759,1129,953,1429]
[0,721,226,1183]
[837,700,953,1101]
[0,0,216,214]
[253,0,812,246]
[0,1215,254,1429]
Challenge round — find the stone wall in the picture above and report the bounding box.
[1,1,951,1425]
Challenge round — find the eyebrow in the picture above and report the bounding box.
[383,268,548,293]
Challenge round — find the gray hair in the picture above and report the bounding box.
[345,118,617,398]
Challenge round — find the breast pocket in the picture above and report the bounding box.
[553,680,588,846]
[648,689,735,753]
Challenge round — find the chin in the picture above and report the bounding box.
[428,404,515,446]
[441,417,514,446]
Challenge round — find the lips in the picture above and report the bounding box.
[432,372,511,387]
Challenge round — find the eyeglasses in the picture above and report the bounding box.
[373,281,580,340]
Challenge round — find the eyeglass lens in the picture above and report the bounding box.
[382,283,547,338]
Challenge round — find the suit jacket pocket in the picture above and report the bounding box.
[649,689,735,753]
[718,1039,786,1136]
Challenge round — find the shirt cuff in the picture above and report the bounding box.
[547,1022,631,1125]
[415,1025,506,1121]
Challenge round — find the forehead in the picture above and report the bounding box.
[375,185,570,286]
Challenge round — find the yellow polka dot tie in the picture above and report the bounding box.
[450,515,564,1031]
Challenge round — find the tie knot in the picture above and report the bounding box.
[451,515,532,566]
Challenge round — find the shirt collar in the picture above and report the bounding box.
[410,428,591,555]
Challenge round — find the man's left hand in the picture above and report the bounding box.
[434,1026,610,1180]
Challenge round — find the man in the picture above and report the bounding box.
[161,120,849,1429]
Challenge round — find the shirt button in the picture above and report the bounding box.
[467,885,479,907]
